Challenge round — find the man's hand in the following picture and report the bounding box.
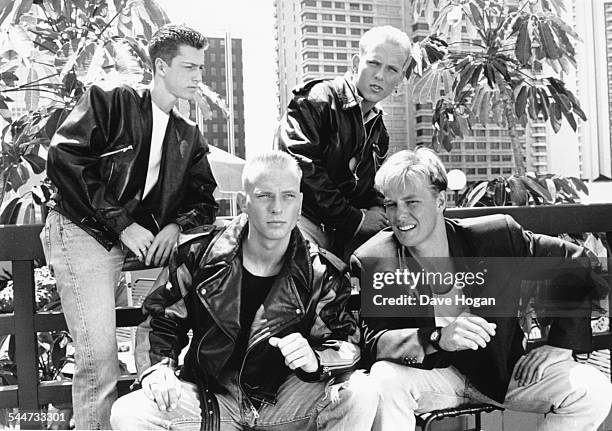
[269,333,319,373]
[439,312,497,351]
[120,223,154,262]
[513,345,572,386]
[141,367,182,412]
[146,223,180,266]
[358,209,389,236]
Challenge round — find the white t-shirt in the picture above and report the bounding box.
[143,101,170,198]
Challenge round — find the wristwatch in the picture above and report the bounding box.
[430,327,444,351]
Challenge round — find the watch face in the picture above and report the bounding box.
[430,329,441,342]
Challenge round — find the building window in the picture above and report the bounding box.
[502,155,512,162]
[464,142,474,149]
[305,65,319,72]
[416,115,432,123]
[490,142,500,149]
[321,0,332,6]
[304,39,318,46]
[335,14,345,21]
[336,27,346,34]
[489,130,500,137]
[303,0,317,6]
[491,168,501,174]
[335,1,344,7]
[362,3,372,10]
[475,130,485,137]
[324,65,335,72]
[323,39,333,46]
[502,142,511,149]
[363,16,373,23]
[476,142,486,149]
[304,52,319,59]
[465,155,475,162]
[304,25,317,33]
[502,167,512,174]
[466,168,475,174]
[439,155,449,162]
[337,65,348,72]
[350,28,361,35]
[337,53,347,60]
[322,13,334,20]
[349,2,360,10]
[350,15,360,22]
[490,155,500,162]
[351,40,359,48]
[451,155,462,162]
[476,155,487,162]
[303,12,317,19]
[477,168,487,175]
[323,52,334,59]
[336,40,346,47]
[322,26,333,33]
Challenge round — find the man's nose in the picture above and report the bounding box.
[270,197,282,213]
[374,66,384,80]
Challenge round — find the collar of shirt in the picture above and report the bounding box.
[341,72,384,124]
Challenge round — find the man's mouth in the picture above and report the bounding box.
[370,84,384,92]
[397,224,416,232]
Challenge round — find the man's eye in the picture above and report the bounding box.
[383,203,396,208]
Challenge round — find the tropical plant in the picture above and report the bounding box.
[458,171,588,207]
[0,0,227,222]
[407,0,585,176]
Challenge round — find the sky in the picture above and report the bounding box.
[156,0,278,158]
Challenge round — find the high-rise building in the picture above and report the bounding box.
[274,0,410,153]
[192,36,246,160]
[571,0,612,180]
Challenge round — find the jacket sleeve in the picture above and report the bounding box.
[47,85,134,235]
[297,253,361,382]
[505,215,602,353]
[135,247,193,380]
[171,129,218,230]
[350,254,436,367]
[276,92,363,239]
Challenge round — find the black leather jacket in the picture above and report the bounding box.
[47,85,218,250]
[136,214,361,409]
[276,75,389,245]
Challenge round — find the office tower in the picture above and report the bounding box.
[274,0,410,153]
[572,0,612,180]
[192,36,246,160]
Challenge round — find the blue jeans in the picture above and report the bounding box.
[41,210,126,430]
[110,371,378,431]
[370,360,612,431]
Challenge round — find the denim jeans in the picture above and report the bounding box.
[369,359,612,431]
[110,371,378,431]
[41,210,126,430]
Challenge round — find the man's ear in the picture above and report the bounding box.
[437,191,447,212]
[351,54,360,72]
[155,57,167,76]
[237,192,247,211]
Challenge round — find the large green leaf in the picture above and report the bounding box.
[465,181,488,207]
[521,176,554,204]
[22,153,45,174]
[507,176,528,206]
[539,21,561,60]
[515,20,531,66]
[23,67,39,111]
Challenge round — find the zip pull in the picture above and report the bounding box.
[99,145,134,158]
[250,404,260,419]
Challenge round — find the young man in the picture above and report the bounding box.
[41,25,218,429]
[352,148,611,430]
[276,26,411,260]
[110,151,376,431]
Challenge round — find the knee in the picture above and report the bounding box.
[110,391,145,430]
[369,360,404,391]
[333,370,380,410]
[569,364,612,419]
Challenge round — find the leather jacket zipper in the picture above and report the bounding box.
[353,113,381,185]
[237,314,303,413]
[99,145,134,158]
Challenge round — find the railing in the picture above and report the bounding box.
[1,203,611,429]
